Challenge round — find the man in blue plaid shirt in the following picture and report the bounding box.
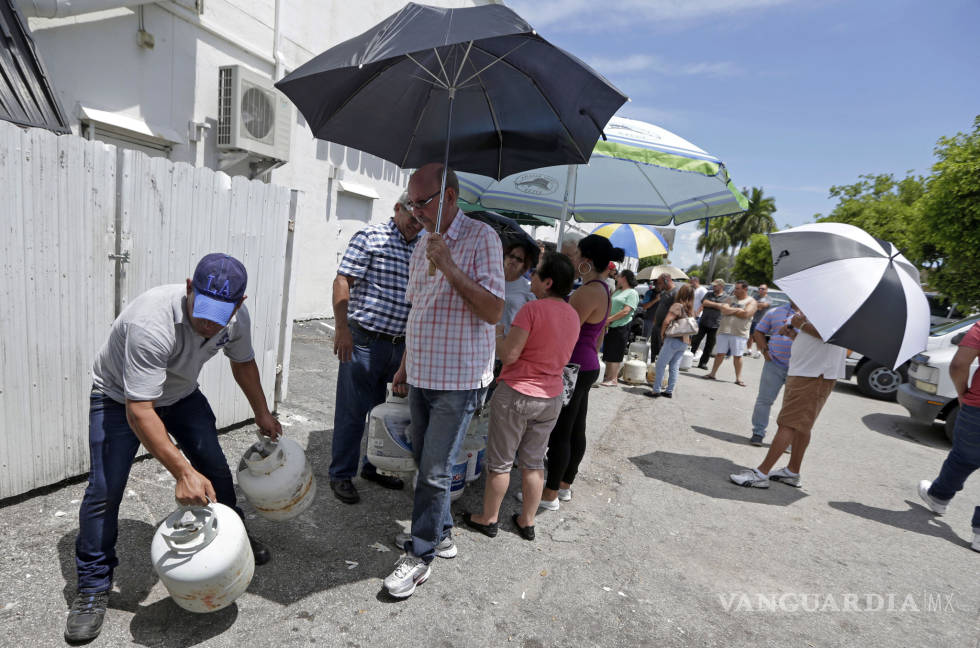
[330,193,423,504]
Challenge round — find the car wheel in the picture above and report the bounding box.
[855,361,903,401]
[944,405,959,443]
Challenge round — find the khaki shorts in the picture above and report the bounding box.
[776,375,836,434]
[486,382,563,472]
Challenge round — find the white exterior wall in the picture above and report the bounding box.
[25,0,492,320]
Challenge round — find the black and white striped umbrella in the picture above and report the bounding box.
[769,223,930,369]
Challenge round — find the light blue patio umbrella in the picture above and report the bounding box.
[457,116,748,242]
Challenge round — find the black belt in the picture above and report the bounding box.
[350,321,405,345]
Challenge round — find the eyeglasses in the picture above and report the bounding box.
[404,190,441,211]
[505,253,526,264]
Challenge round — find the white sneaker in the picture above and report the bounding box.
[751,351,762,359]
[768,467,801,488]
[917,480,948,515]
[515,491,559,510]
[557,488,572,502]
[729,469,770,488]
[393,532,457,559]
[383,555,430,598]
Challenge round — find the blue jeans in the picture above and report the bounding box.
[329,326,405,480]
[929,403,980,530]
[653,337,686,394]
[75,389,241,593]
[406,386,485,563]
[751,361,789,439]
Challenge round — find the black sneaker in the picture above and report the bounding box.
[361,466,405,490]
[330,479,360,504]
[248,534,272,565]
[64,590,109,643]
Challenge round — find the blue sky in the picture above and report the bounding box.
[508,0,980,270]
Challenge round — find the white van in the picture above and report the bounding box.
[897,326,979,441]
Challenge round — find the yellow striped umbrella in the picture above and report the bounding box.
[590,223,668,258]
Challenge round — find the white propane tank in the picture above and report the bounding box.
[595,356,606,385]
[237,434,316,521]
[628,340,650,363]
[366,390,416,475]
[620,354,648,385]
[151,503,253,613]
[679,350,695,371]
[450,446,468,501]
[464,408,488,483]
[646,363,657,385]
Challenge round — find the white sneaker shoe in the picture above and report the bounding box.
[393,532,457,559]
[768,467,801,488]
[557,488,572,502]
[515,491,559,510]
[917,480,948,515]
[730,469,770,488]
[383,555,430,598]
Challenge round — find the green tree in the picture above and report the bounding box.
[733,233,773,285]
[696,216,733,281]
[920,116,980,311]
[730,187,777,249]
[637,254,665,271]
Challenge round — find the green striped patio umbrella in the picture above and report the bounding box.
[458,116,748,240]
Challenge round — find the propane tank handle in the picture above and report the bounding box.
[163,500,218,552]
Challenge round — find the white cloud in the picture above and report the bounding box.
[589,54,740,78]
[667,225,705,270]
[508,0,799,31]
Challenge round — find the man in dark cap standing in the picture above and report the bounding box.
[65,253,281,643]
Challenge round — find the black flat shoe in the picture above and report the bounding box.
[330,479,360,504]
[512,513,535,541]
[361,468,405,490]
[248,534,272,565]
[461,512,498,538]
[662,392,673,398]
[644,391,661,398]
[64,591,108,643]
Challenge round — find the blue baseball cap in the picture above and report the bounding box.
[191,253,247,326]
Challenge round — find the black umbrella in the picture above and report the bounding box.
[465,210,539,268]
[276,2,627,232]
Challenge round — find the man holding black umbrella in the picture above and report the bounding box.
[387,163,505,598]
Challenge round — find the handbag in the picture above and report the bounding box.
[665,309,698,338]
[561,363,580,406]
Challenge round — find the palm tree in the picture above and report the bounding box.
[729,187,777,250]
[697,216,733,281]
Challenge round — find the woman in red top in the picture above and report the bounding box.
[918,321,980,552]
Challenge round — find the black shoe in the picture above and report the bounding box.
[64,591,109,643]
[662,392,673,398]
[461,512,498,538]
[512,513,535,541]
[248,534,272,566]
[330,479,360,504]
[696,364,708,370]
[644,391,661,398]
[361,467,405,490]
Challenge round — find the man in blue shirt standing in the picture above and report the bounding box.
[749,301,797,445]
[330,194,423,504]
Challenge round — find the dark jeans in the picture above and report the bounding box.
[329,326,405,480]
[928,403,980,530]
[545,368,600,491]
[691,326,718,367]
[75,389,241,593]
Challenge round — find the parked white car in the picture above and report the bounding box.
[897,327,979,441]
[843,315,980,400]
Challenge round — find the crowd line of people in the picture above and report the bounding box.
[63,162,980,641]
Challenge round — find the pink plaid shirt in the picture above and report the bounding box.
[405,210,505,390]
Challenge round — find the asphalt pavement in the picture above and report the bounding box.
[2,320,978,648]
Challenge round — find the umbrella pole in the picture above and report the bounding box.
[556,164,577,248]
[429,87,456,276]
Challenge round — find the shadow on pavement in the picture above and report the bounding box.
[628,451,808,506]
[860,413,950,449]
[827,499,970,549]
[690,425,754,446]
[57,519,158,612]
[130,599,238,647]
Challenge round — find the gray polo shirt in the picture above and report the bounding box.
[92,284,254,406]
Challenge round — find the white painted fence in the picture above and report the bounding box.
[0,121,295,499]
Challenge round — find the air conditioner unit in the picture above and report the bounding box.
[217,65,291,162]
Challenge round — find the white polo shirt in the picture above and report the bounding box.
[788,330,846,380]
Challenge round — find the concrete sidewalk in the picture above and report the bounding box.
[1,320,977,647]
